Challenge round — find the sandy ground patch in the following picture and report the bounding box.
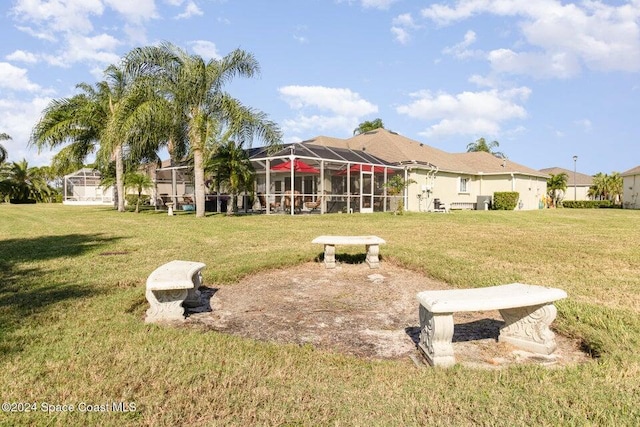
[187,261,591,368]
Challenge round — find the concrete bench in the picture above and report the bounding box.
[416,283,567,367]
[312,235,386,269]
[145,260,206,323]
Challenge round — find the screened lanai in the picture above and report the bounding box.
[249,142,406,215]
[63,168,113,205]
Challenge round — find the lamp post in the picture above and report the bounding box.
[573,155,578,201]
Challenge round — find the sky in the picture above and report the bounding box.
[1,0,639,176]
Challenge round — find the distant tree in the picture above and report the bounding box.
[384,175,416,215]
[0,159,55,203]
[466,137,506,159]
[353,118,384,135]
[547,173,568,207]
[205,140,255,215]
[124,171,154,213]
[589,172,623,204]
[0,132,10,164]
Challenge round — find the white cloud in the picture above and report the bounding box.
[0,62,43,92]
[6,50,39,64]
[361,0,398,10]
[12,0,104,34]
[105,0,158,23]
[421,0,640,76]
[279,85,378,135]
[396,87,531,138]
[488,48,581,79]
[391,26,410,44]
[189,40,221,60]
[42,33,121,68]
[175,1,203,19]
[443,30,481,59]
[575,119,593,132]
[391,13,420,44]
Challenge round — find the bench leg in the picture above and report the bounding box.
[323,244,336,269]
[365,244,380,268]
[183,271,203,308]
[145,289,189,323]
[417,305,455,367]
[499,303,558,354]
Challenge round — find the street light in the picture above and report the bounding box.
[573,155,578,201]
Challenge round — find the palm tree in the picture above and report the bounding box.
[0,159,55,203]
[123,42,282,218]
[589,172,623,204]
[31,65,160,212]
[353,118,385,135]
[383,175,416,215]
[0,132,11,164]
[205,140,255,215]
[466,137,506,159]
[547,173,568,207]
[124,171,154,213]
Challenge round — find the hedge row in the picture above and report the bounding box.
[562,200,613,209]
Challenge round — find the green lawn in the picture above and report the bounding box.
[1,204,639,426]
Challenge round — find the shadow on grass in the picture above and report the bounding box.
[314,252,384,265]
[0,233,122,356]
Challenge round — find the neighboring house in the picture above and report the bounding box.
[62,168,113,205]
[310,129,548,211]
[621,165,640,209]
[539,167,593,202]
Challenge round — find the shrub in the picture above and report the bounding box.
[492,192,519,210]
[562,200,613,209]
[125,194,150,208]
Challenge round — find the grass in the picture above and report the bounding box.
[1,204,639,425]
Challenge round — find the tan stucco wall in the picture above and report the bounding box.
[405,169,547,211]
[623,175,640,209]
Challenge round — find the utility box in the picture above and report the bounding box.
[476,195,492,210]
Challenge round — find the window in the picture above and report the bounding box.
[459,177,469,193]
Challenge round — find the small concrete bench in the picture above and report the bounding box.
[145,260,206,323]
[312,235,386,269]
[416,283,567,367]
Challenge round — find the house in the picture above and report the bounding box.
[539,167,593,202]
[621,165,640,209]
[309,129,548,211]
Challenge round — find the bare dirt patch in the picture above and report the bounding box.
[187,261,591,368]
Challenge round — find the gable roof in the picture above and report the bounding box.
[539,167,594,186]
[621,165,640,176]
[308,128,547,178]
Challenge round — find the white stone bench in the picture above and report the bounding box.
[416,283,567,367]
[312,235,386,269]
[145,260,206,323]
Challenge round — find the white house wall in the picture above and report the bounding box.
[623,175,640,209]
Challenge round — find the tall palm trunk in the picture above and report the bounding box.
[115,143,125,212]
[193,148,206,218]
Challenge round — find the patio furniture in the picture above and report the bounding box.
[304,194,325,212]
